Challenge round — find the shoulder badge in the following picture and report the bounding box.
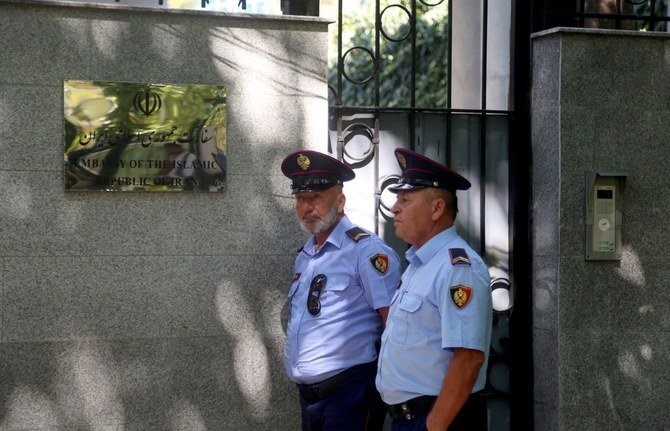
[369,253,389,274]
[450,284,472,309]
[346,227,370,242]
[449,248,471,266]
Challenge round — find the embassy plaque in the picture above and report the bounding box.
[64,80,227,192]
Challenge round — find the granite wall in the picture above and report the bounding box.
[0,1,329,429]
[531,28,670,431]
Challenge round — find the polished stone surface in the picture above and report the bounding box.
[0,1,325,429]
[532,28,670,431]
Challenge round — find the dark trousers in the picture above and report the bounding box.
[389,394,487,431]
[299,374,385,431]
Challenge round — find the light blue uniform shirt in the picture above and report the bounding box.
[284,215,401,385]
[376,226,492,404]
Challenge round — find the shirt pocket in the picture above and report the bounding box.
[317,274,354,317]
[391,292,422,345]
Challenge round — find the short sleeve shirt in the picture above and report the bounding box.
[376,226,492,404]
[284,215,402,384]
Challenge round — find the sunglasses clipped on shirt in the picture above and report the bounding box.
[307,274,327,316]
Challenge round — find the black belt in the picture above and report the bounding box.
[386,395,437,421]
[297,361,377,402]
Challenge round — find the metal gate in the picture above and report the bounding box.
[327,1,515,429]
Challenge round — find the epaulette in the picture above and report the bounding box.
[346,227,370,242]
[449,248,471,265]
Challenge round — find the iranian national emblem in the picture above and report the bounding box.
[370,253,389,274]
[449,285,472,309]
[133,88,162,116]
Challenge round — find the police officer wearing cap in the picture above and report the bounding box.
[281,150,401,431]
[376,149,492,431]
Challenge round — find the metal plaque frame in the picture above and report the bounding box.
[64,80,227,192]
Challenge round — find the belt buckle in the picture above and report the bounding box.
[400,402,414,420]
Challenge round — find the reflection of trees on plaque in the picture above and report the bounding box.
[63,80,227,192]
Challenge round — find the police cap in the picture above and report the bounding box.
[281,150,355,193]
[389,148,471,193]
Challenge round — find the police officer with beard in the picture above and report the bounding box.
[281,150,401,431]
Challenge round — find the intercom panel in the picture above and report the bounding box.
[592,185,616,253]
[585,172,626,261]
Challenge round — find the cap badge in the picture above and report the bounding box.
[370,253,389,274]
[450,284,472,309]
[297,154,311,170]
[396,152,407,169]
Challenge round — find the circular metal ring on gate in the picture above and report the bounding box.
[340,122,375,168]
[342,46,376,84]
[490,313,510,356]
[490,277,512,313]
[418,0,446,7]
[328,84,338,104]
[377,175,401,221]
[487,359,511,394]
[380,5,412,43]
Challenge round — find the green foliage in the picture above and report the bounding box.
[329,1,449,108]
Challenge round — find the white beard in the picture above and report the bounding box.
[298,202,340,235]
